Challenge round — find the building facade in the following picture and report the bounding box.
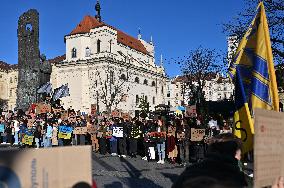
[0,61,18,110]
[165,74,234,109]
[50,7,166,115]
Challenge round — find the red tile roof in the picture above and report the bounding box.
[0,61,18,71]
[69,15,149,55]
[48,54,66,64]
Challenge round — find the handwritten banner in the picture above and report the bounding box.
[190,128,205,141]
[36,103,51,114]
[73,127,87,135]
[24,135,34,145]
[113,127,123,138]
[91,104,96,115]
[58,126,73,139]
[254,109,284,187]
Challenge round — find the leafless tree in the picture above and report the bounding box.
[223,0,284,63]
[178,47,223,116]
[92,62,131,114]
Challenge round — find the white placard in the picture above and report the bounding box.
[113,127,123,138]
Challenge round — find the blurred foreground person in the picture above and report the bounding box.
[172,133,247,188]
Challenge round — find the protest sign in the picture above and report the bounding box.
[0,124,4,133]
[36,103,51,114]
[0,146,92,188]
[190,128,205,141]
[73,127,88,135]
[254,109,284,188]
[58,126,73,139]
[52,128,58,146]
[113,127,123,137]
[24,135,34,145]
[111,109,120,118]
[185,105,197,117]
[91,104,96,115]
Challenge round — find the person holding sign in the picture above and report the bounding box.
[109,120,119,156]
[118,119,128,158]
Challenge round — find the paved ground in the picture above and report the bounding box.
[92,153,186,188]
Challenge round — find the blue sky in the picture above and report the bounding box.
[0,0,245,77]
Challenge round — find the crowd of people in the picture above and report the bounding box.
[0,104,233,166]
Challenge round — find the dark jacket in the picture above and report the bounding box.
[172,152,247,188]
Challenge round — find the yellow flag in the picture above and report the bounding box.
[228,2,279,153]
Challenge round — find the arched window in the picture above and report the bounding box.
[120,74,126,80]
[151,81,156,87]
[152,97,155,105]
[85,47,91,57]
[135,77,139,84]
[110,71,114,84]
[97,39,101,53]
[136,95,139,104]
[71,48,77,58]
[143,79,148,85]
[161,86,164,94]
[144,96,148,102]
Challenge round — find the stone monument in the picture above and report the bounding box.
[16,9,51,111]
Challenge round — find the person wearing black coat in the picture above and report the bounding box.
[172,133,247,188]
[118,119,128,157]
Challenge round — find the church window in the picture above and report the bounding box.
[167,101,170,106]
[97,39,101,53]
[10,77,13,83]
[85,47,91,57]
[110,71,114,84]
[145,96,148,102]
[143,79,148,85]
[136,95,139,104]
[120,74,126,80]
[161,86,164,94]
[167,92,170,97]
[135,77,139,84]
[153,97,155,105]
[71,48,77,58]
[151,81,156,87]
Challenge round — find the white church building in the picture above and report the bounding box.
[50,2,166,115]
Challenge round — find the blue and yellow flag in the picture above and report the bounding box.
[234,67,254,154]
[228,2,279,153]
